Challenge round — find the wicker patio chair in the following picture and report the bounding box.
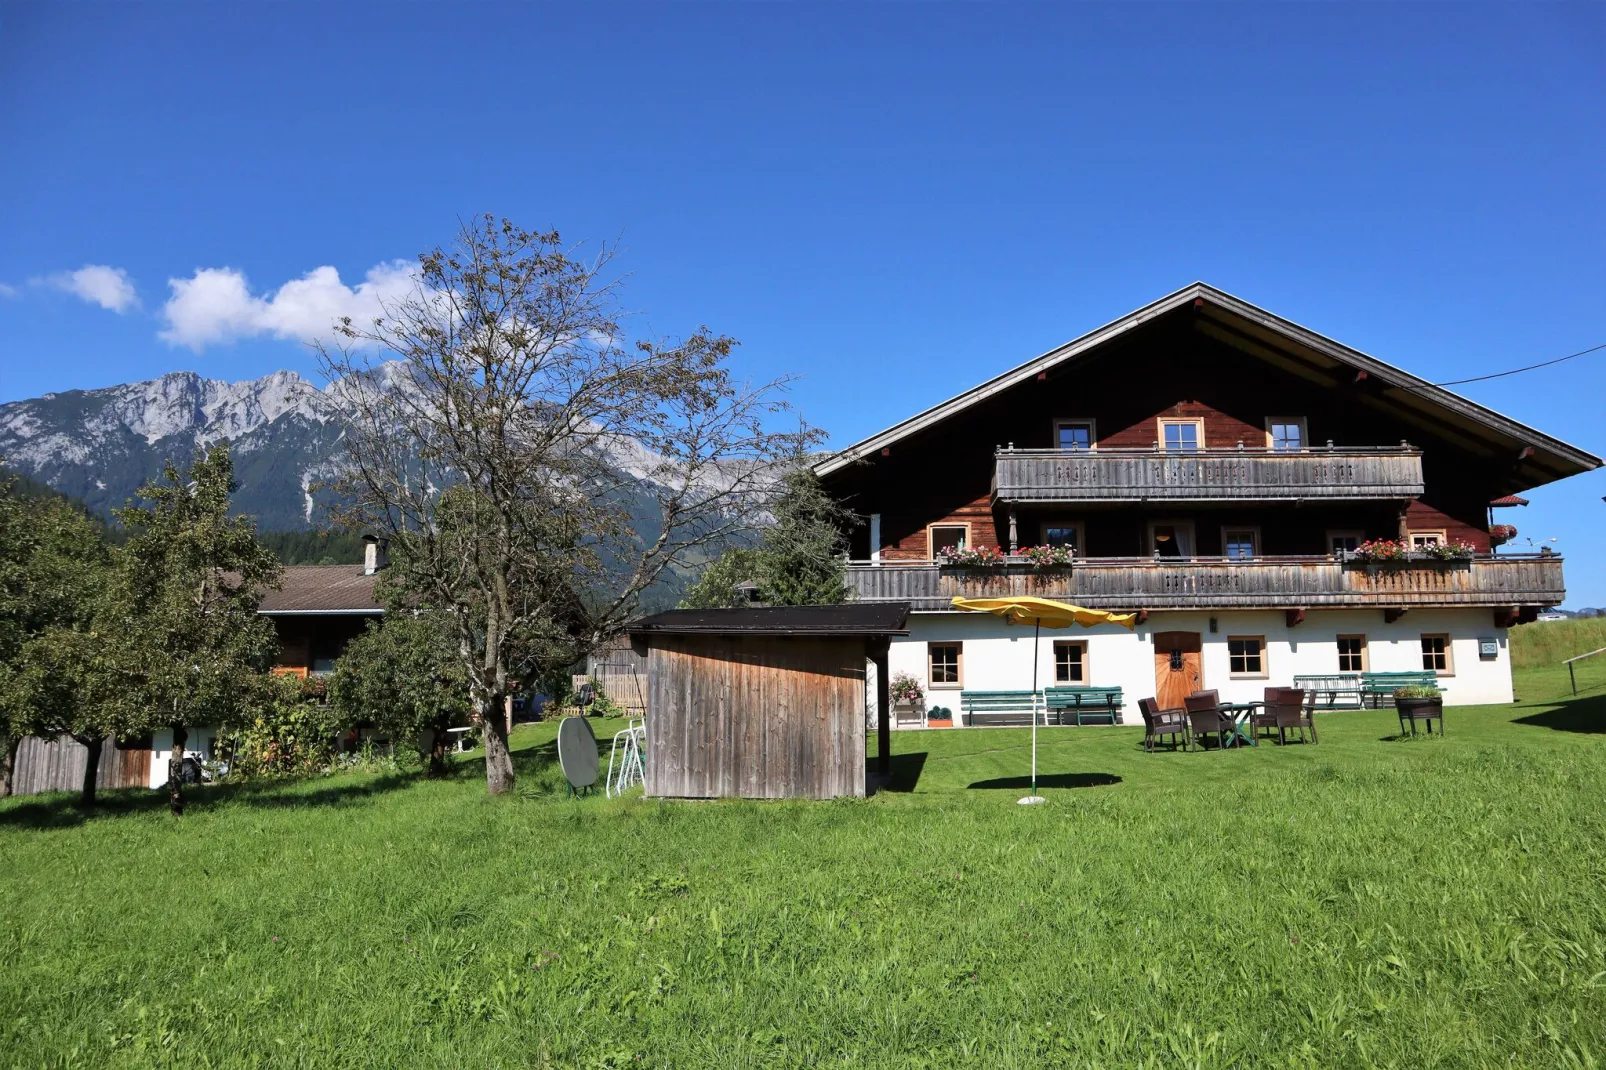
[1184,690,1231,749]
[1137,697,1190,752]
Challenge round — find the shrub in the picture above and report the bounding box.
[223,673,350,778]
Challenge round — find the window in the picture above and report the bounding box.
[1053,640,1087,683]
[1158,418,1203,452]
[1337,634,1368,672]
[1148,520,1196,558]
[1041,522,1081,551]
[1054,419,1096,451]
[929,524,969,558]
[1228,636,1267,677]
[1266,417,1307,452]
[1222,527,1260,560]
[1420,634,1453,675]
[1409,530,1446,549]
[928,642,962,687]
[1328,530,1364,555]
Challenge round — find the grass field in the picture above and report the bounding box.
[3,670,1606,1068]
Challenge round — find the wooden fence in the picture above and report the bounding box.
[10,735,151,796]
[587,638,649,715]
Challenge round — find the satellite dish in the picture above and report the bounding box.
[557,715,599,791]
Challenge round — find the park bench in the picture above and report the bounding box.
[1044,685,1124,725]
[1360,671,1439,707]
[1293,674,1364,709]
[959,690,1039,727]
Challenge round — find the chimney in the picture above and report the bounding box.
[363,535,389,575]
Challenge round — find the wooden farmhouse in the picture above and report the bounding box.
[816,283,1600,718]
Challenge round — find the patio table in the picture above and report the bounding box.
[1216,702,1262,748]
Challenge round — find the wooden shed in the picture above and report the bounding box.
[628,603,910,800]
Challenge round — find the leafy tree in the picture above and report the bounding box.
[318,216,807,794]
[0,471,110,796]
[9,625,138,805]
[107,443,282,815]
[679,466,856,608]
[327,613,467,776]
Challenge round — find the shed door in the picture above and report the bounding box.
[1153,631,1202,709]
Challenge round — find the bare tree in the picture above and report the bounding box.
[318,217,808,794]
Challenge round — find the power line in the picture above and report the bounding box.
[1437,341,1606,387]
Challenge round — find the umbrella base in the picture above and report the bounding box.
[1017,795,1047,806]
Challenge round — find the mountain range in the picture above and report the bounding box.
[0,370,348,530]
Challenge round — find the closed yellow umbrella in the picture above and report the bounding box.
[950,596,1137,804]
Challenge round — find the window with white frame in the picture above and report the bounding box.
[1158,418,1202,452]
[1337,634,1367,672]
[1420,634,1452,675]
[1053,640,1087,683]
[1266,417,1307,452]
[1410,530,1447,549]
[1229,636,1267,677]
[929,642,963,687]
[929,524,968,558]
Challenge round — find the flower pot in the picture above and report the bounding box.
[1395,696,1444,735]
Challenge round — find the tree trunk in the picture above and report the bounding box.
[0,731,18,798]
[168,725,188,816]
[77,735,102,807]
[479,695,515,794]
[426,720,452,777]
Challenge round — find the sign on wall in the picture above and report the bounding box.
[1478,637,1499,660]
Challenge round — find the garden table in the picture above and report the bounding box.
[1217,702,1261,748]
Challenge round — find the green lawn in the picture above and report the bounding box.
[3,672,1605,1068]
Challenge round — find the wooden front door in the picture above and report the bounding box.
[1153,631,1203,709]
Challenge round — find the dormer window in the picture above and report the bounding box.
[1158,418,1202,452]
[1054,419,1095,450]
[1266,418,1306,452]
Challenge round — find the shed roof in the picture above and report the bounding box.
[258,565,385,614]
[1490,495,1530,507]
[629,603,910,637]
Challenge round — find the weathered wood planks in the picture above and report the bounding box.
[993,448,1425,503]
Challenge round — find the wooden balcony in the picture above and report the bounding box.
[846,554,1564,612]
[992,445,1424,503]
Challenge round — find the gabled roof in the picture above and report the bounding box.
[814,283,1600,489]
[258,565,384,614]
[630,603,910,637]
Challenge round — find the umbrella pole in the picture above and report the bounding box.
[1030,618,1040,796]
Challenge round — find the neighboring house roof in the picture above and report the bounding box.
[1490,495,1530,507]
[814,282,1601,490]
[258,565,384,614]
[630,603,910,637]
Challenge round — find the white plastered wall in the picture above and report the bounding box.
[149,727,220,788]
[889,607,1512,723]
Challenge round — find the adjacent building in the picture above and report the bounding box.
[816,284,1599,715]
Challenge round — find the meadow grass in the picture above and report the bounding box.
[1510,616,1606,671]
[3,672,1606,1068]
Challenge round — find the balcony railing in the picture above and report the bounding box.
[846,554,1563,612]
[992,445,1425,503]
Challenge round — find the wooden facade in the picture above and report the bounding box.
[820,289,1598,582]
[845,555,1566,612]
[586,637,649,716]
[10,735,151,796]
[644,635,867,800]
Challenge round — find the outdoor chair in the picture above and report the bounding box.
[1263,686,1316,744]
[1137,697,1190,752]
[1183,691,1232,749]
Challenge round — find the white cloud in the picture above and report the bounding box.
[0,282,17,299]
[159,260,418,351]
[46,264,139,312]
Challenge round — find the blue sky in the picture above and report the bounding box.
[2,4,1603,602]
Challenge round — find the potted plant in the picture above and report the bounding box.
[937,545,1008,569]
[1421,540,1475,562]
[1489,524,1517,547]
[1020,544,1076,569]
[1394,684,1444,734]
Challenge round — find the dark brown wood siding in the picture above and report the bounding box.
[645,635,866,800]
[830,310,1499,558]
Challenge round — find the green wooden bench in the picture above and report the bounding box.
[960,691,1039,727]
[1044,686,1124,725]
[1293,674,1364,709]
[1360,671,1439,707]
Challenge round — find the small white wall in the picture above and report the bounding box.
[149,727,220,788]
[890,607,1512,722]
